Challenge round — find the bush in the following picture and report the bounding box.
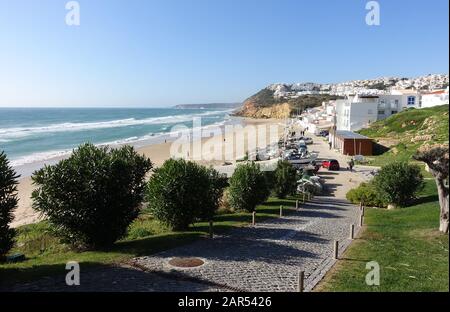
[372,161,424,208]
[32,144,152,249]
[273,160,298,198]
[146,159,227,231]
[0,152,19,257]
[228,162,270,212]
[346,182,386,208]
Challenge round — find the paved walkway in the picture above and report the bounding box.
[132,195,361,292]
[5,135,365,292]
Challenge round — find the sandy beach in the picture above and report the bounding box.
[11,118,284,228]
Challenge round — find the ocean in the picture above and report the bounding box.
[0,107,237,175]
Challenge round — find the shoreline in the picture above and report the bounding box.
[11,117,284,228]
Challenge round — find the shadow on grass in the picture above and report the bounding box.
[113,232,205,257]
[414,194,439,205]
[0,262,109,290]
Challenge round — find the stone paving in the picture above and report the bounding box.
[131,195,361,292]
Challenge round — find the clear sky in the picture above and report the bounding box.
[0,0,448,107]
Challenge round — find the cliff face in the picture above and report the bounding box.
[235,100,291,119]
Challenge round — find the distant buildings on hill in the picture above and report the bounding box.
[299,86,449,133]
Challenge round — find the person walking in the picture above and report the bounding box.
[328,141,332,150]
[348,158,355,172]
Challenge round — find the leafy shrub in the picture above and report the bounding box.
[346,182,386,208]
[32,144,152,249]
[228,162,270,212]
[273,160,298,198]
[0,152,19,257]
[146,159,227,231]
[372,161,424,208]
[263,170,276,192]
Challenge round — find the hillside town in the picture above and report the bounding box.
[296,75,449,155]
[269,74,449,98]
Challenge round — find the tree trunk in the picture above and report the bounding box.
[436,178,449,234]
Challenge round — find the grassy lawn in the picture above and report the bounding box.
[317,179,449,292]
[358,105,449,167]
[0,196,301,287]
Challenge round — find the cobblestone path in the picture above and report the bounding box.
[5,195,361,292]
[132,196,361,292]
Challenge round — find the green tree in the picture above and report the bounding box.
[146,159,227,231]
[373,161,424,208]
[273,160,298,199]
[228,162,270,212]
[0,152,19,258]
[32,144,152,249]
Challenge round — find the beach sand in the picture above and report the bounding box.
[11,118,284,228]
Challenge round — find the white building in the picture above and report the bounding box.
[421,87,449,108]
[334,91,421,132]
[335,96,378,131]
[389,89,421,108]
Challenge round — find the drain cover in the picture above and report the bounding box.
[168,257,204,268]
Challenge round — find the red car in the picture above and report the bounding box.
[322,159,340,171]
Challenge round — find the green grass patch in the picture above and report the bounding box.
[318,180,449,292]
[0,196,301,286]
[359,105,449,137]
[357,105,449,167]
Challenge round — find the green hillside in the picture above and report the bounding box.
[357,105,449,166]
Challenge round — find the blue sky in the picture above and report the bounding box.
[0,0,448,107]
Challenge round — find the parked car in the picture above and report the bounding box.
[303,137,313,145]
[318,130,329,137]
[322,159,340,171]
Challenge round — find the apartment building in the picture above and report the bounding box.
[335,91,422,131]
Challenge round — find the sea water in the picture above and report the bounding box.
[0,107,237,175]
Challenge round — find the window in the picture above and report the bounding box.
[392,110,398,114]
[378,110,385,115]
[407,96,416,106]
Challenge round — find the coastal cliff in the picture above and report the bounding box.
[234,87,341,119]
[235,100,291,119]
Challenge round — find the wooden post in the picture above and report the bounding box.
[359,214,364,227]
[333,241,339,260]
[252,211,256,226]
[280,205,283,217]
[296,200,299,211]
[349,224,355,240]
[209,220,213,239]
[362,206,365,217]
[298,270,305,292]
